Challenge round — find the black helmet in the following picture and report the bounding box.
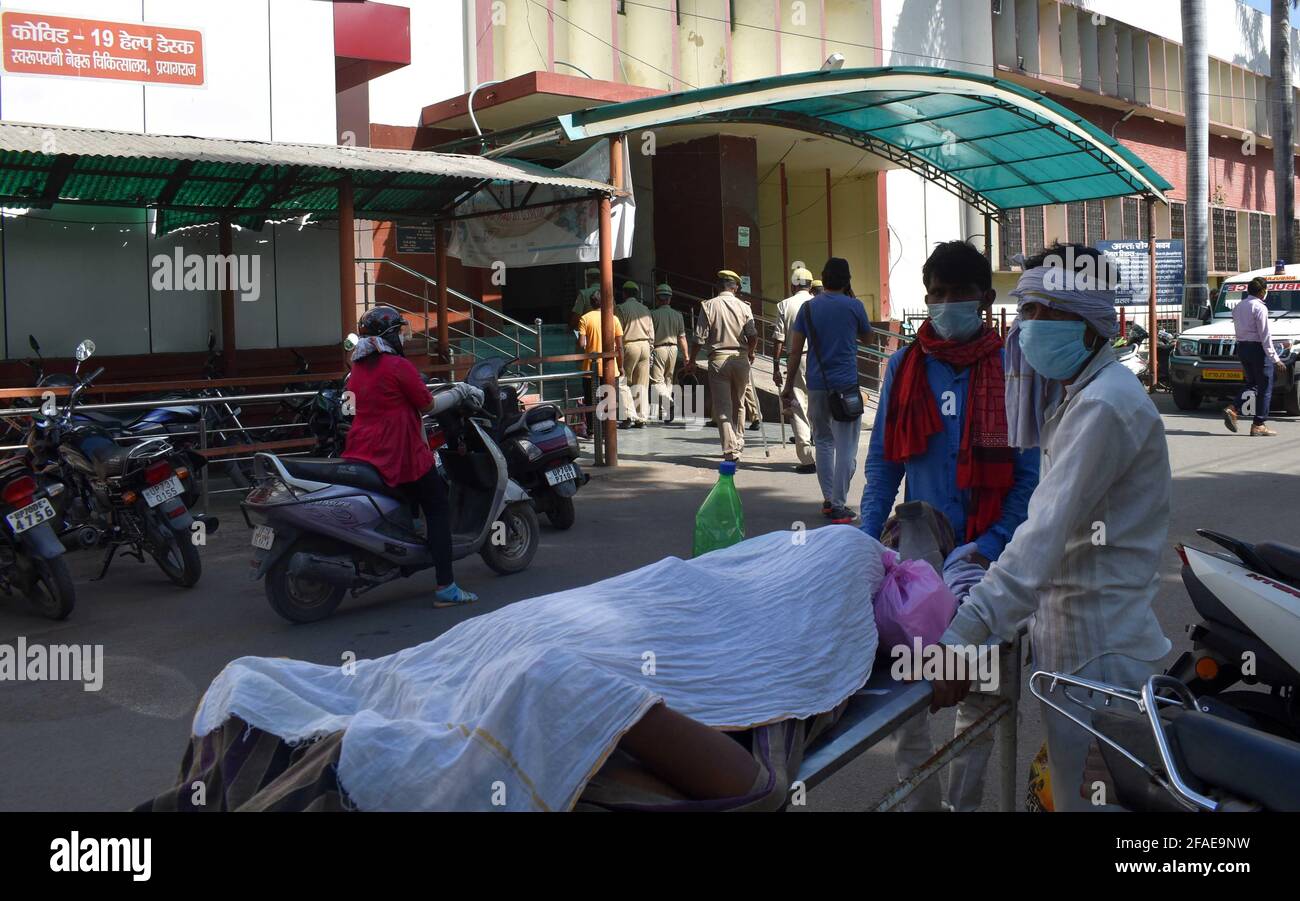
[358,305,407,354]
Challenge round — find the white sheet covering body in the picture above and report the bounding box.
[193,527,885,811]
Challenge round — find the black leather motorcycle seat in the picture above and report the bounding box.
[1170,708,1300,811]
[77,409,149,429]
[280,457,404,497]
[73,431,131,475]
[1256,541,1300,584]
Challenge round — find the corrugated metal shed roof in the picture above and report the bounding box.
[0,121,613,233]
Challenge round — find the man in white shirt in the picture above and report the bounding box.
[771,267,816,473]
[929,245,1171,812]
[1223,276,1280,436]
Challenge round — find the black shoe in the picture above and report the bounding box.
[788,437,797,444]
[829,506,857,525]
[747,420,761,431]
[795,463,817,474]
[618,420,634,430]
[634,421,646,429]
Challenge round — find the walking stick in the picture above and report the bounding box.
[749,364,770,458]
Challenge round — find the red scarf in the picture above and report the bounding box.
[883,320,1014,542]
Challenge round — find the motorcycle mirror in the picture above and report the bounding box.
[28,334,40,354]
[74,339,96,362]
[343,333,359,352]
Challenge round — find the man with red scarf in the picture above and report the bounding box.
[862,240,1039,811]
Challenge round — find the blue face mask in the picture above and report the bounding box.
[927,300,984,341]
[1017,319,1093,380]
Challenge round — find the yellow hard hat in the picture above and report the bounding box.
[810,279,823,288]
[717,269,741,282]
[792,267,813,285]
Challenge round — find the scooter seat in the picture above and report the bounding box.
[281,457,404,497]
[1255,541,1300,584]
[1169,708,1300,811]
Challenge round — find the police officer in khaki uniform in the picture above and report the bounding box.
[771,267,816,472]
[686,270,757,461]
[616,281,654,428]
[649,282,689,422]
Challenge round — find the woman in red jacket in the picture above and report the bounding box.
[343,306,480,606]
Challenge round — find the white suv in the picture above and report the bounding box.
[1169,265,1300,416]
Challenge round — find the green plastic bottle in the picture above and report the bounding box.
[693,461,745,557]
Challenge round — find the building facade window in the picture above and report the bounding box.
[1170,202,1185,241]
[1023,206,1045,257]
[999,208,1023,269]
[1247,212,1273,271]
[1121,197,1150,240]
[1212,207,1238,272]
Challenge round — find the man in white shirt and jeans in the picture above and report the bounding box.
[1223,276,1280,436]
[928,244,1172,812]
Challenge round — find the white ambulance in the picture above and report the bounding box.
[1169,265,1300,415]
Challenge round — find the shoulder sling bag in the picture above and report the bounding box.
[802,301,865,422]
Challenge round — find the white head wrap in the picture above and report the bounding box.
[1004,262,1119,448]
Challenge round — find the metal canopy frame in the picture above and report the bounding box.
[527,66,1173,215]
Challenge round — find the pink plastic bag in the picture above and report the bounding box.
[873,550,959,651]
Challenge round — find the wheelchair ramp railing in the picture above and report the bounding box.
[356,257,543,377]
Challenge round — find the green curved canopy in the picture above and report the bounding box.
[557,66,1171,215]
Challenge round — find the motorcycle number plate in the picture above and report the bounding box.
[5,497,55,534]
[545,463,577,486]
[142,475,184,507]
[1202,369,1243,381]
[251,525,275,550]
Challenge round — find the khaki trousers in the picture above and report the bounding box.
[786,363,814,465]
[650,344,678,418]
[708,353,750,458]
[621,340,651,422]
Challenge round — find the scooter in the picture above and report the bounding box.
[466,357,587,530]
[1166,529,1300,740]
[242,384,540,623]
[1032,670,1300,812]
[0,455,75,619]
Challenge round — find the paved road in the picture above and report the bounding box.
[0,395,1292,811]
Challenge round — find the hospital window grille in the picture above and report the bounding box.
[999,209,1023,270]
[1086,201,1105,243]
[1066,203,1086,243]
[1293,220,1300,264]
[1121,197,1149,240]
[1212,207,1238,272]
[1023,206,1045,257]
[1170,202,1185,241]
[1247,212,1273,271]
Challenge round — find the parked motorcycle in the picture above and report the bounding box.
[243,383,539,623]
[27,339,213,587]
[1114,323,1174,387]
[1166,529,1300,740]
[466,357,587,530]
[0,455,75,619]
[30,332,258,489]
[1032,670,1300,812]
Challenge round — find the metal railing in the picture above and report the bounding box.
[0,368,601,509]
[356,257,544,379]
